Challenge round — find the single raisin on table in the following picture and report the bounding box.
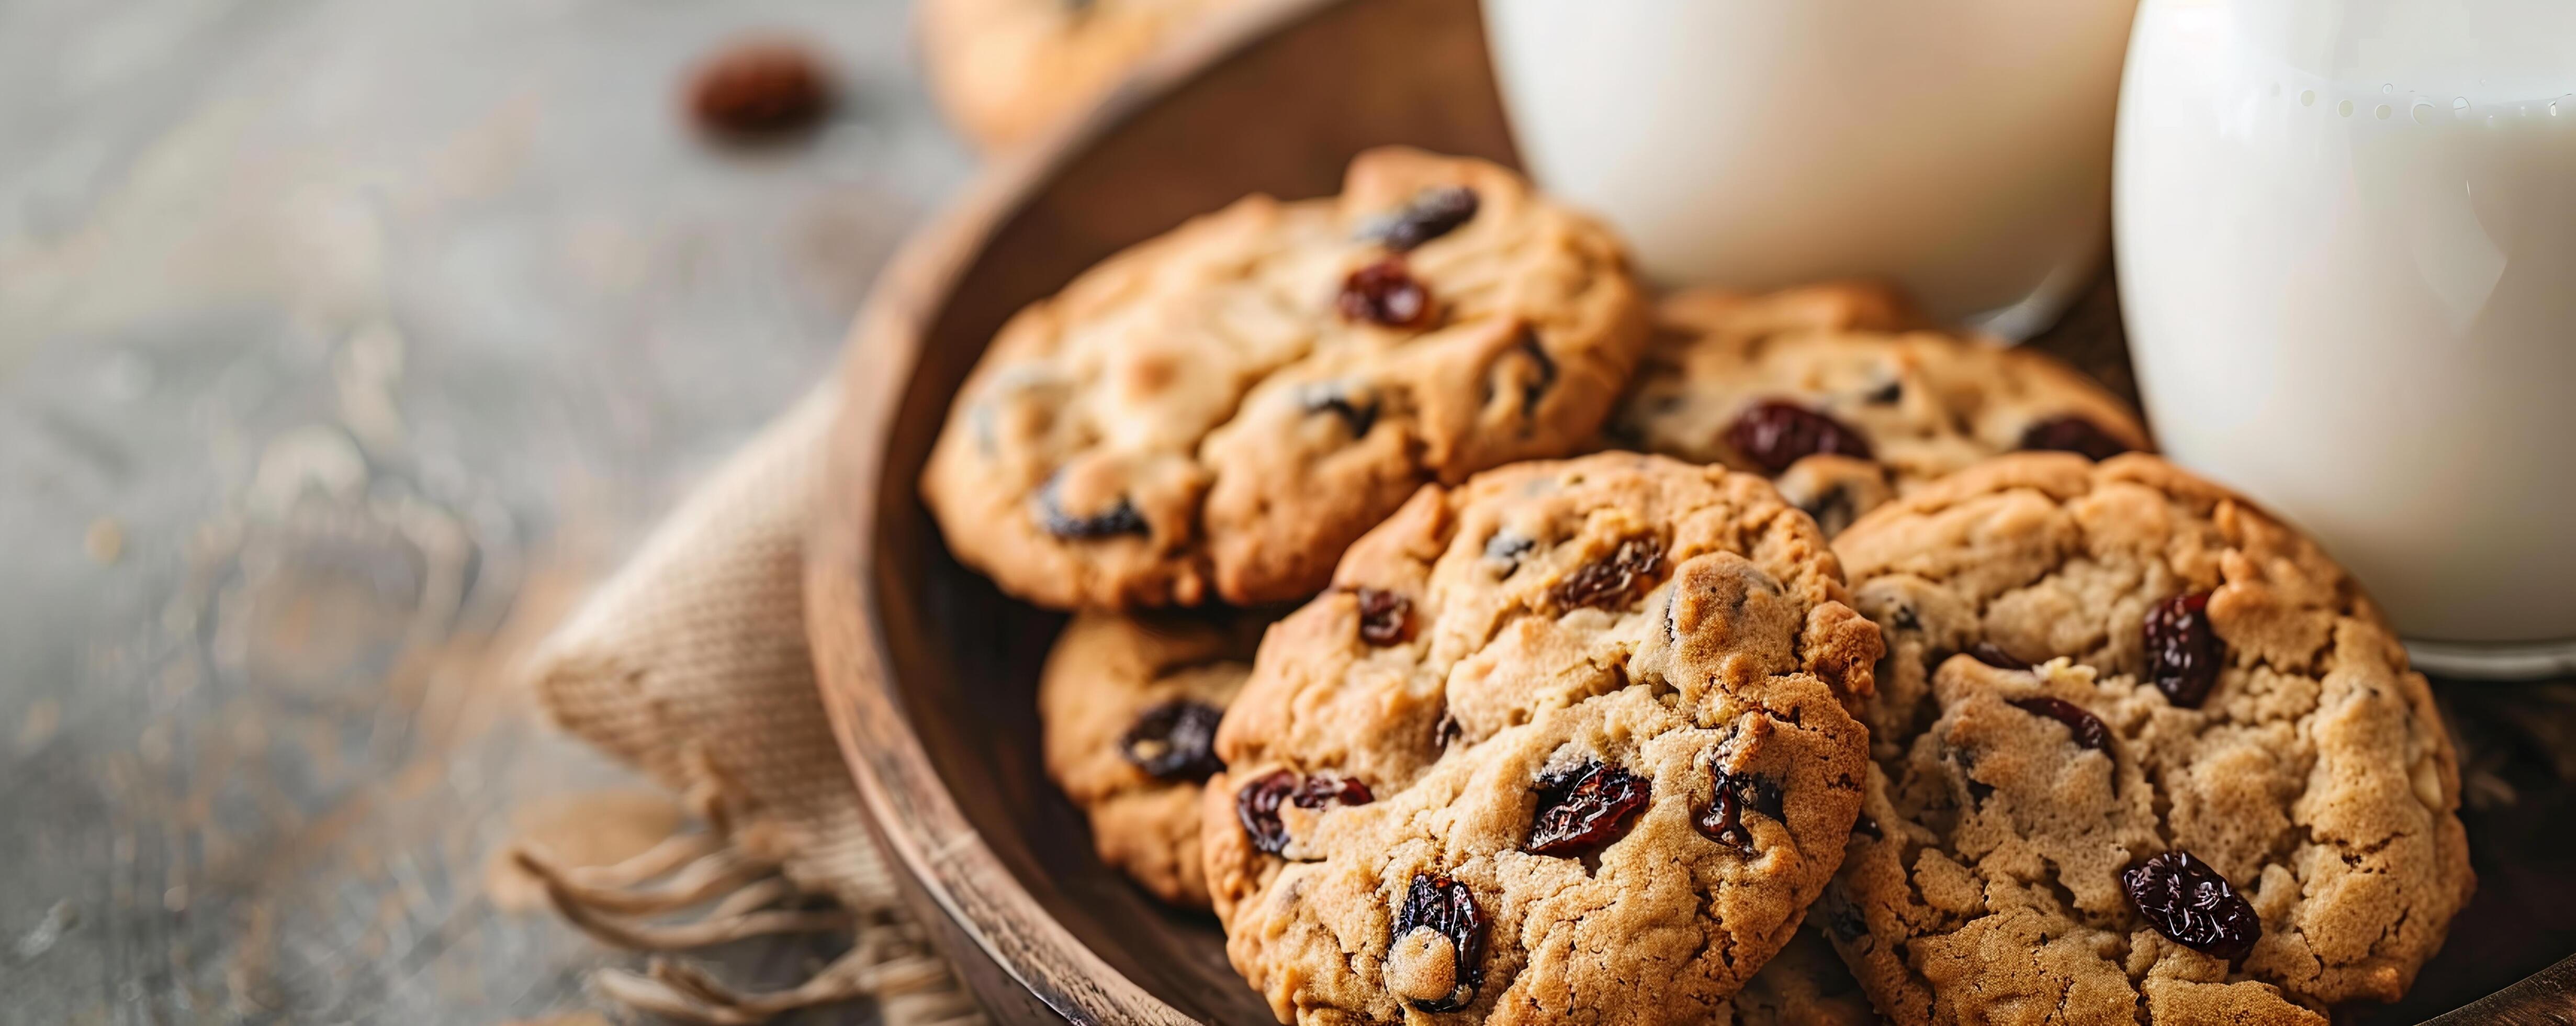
[1362,186,1480,252]
[1391,874,1489,1013]
[1548,537,1666,612]
[1236,770,1374,856]
[1694,764,1785,853]
[1118,700,1224,781]
[686,41,835,142]
[1724,399,1873,474]
[1353,587,1414,646]
[1967,642,2028,670]
[2020,415,2133,462]
[2144,591,2223,708]
[1032,474,1148,540]
[1337,258,1436,328]
[2008,697,2112,752]
[1524,761,1651,855]
[2122,850,2260,960]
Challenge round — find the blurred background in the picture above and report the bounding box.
[0,0,970,1020]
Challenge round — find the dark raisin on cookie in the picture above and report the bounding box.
[1497,328,1557,421]
[2020,415,2133,462]
[2122,850,2261,960]
[1360,185,1480,252]
[1235,770,1299,854]
[1853,813,1883,839]
[2145,591,2223,708]
[2008,697,2111,752]
[1337,258,1436,328]
[1524,761,1651,856]
[1290,773,1374,810]
[1032,474,1149,540]
[1236,771,1373,856]
[1967,642,2027,670]
[1723,399,1874,474]
[1353,587,1414,646]
[1548,537,1666,612]
[1864,378,1905,405]
[1117,700,1225,781]
[1694,764,1784,853]
[1824,894,1870,943]
[1797,484,1858,538]
[1391,874,1489,1013]
[686,41,835,142]
[1483,531,1535,575]
[1296,382,1379,439]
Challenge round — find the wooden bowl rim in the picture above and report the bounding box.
[803,0,2576,1020]
[804,0,1348,1021]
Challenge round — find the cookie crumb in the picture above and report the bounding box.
[84,518,123,564]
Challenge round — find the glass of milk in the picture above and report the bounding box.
[1482,0,2140,337]
[2117,0,2576,677]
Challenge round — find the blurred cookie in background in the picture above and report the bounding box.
[1040,608,1272,907]
[919,0,1243,150]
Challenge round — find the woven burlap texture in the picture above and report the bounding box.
[515,389,981,1025]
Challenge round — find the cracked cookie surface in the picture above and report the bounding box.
[923,148,1650,609]
[1040,609,1271,907]
[1202,453,1882,1024]
[1608,284,2147,535]
[1824,452,2472,1024]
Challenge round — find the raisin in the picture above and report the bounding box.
[1235,771,1371,856]
[1361,186,1480,251]
[1353,587,1413,646]
[1483,531,1535,575]
[1694,764,1784,853]
[2020,415,2133,462]
[1825,895,1869,943]
[1117,700,1224,781]
[1524,761,1651,856]
[2122,850,2260,960]
[2144,592,2222,708]
[1497,329,1557,421]
[1724,399,1873,474]
[686,41,834,142]
[2008,697,2111,752]
[1853,813,1883,839]
[1337,258,1436,328]
[1391,874,1488,1013]
[1891,605,1922,632]
[1234,770,1298,855]
[1290,773,1374,810]
[1864,379,1904,405]
[1032,474,1148,539]
[1548,537,1666,612]
[1797,484,1858,538]
[1968,643,2027,670]
[1297,382,1378,439]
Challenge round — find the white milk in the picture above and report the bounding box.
[1483,0,2139,335]
[2117,0,2576,671]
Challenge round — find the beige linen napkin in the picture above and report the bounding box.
[510,389,981,1026]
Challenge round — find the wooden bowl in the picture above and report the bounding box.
[804,0,2576,1020]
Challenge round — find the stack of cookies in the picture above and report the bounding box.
[921,148,2472,1024]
